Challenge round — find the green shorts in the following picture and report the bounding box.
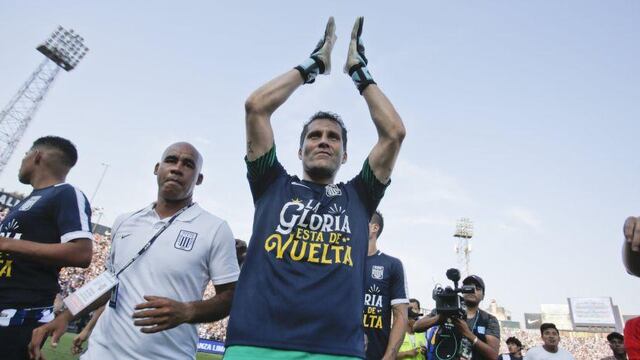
[224,345,361,360]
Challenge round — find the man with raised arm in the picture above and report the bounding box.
[28,142,240,360]
[225,17,406,360]
[0,136,93,360]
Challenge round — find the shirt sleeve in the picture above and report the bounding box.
[390,258,409,306]
[208,221,241,285]
[55,185,93,243]
[348,158,390,217]
[245,145,286,202]
[485,313,501,339]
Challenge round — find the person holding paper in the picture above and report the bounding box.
[29,142,240,360]
[0,136,93,360]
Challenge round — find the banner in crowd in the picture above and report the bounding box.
[0,191,21,209]
[524,313,542,330]
[568,297,615,327]
[197,339,225,355]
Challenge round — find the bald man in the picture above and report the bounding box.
[0,136,93,360]
[29,142,240,360]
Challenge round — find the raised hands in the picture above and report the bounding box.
[344,17,376,93]
[295,17,337,84]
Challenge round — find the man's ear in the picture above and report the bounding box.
[341,151,348,164]
[153,163,159,175]
[196,173,204,185]
[298,148,303,160]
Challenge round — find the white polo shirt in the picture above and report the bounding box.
[524,345,575,360]
[83,203,240,360]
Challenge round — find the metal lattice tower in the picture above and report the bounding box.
[453,217,474,277]
[0,26,88,175]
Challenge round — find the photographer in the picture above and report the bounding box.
[414,275,500,360]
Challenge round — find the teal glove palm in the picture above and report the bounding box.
[344,17,376,94]
[295,17,337,84]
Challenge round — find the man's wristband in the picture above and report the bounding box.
[472,336,479,346]
[348,63,376,94]
[295,57,324,84]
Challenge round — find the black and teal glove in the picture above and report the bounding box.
[344,17,376,94]
[295,17,337,84]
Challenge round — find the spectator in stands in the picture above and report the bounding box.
[414,274,500,360]
[0,136,92,360]
[499,336,523,360]
[601,332,627,360]
[525,323,575,360]
[397,307,426,360]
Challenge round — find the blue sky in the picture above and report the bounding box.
[1,1,638,324]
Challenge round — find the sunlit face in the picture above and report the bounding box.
[154,144,202,201]
[299,119,346,181]
[542,328,560,348]
[18,148,38,184]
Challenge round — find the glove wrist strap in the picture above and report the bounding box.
[295,56,325,84]
[348,64,376,94]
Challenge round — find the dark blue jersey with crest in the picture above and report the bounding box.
[0,183,92,308]
[226,147,388,358]
[363,251,408,360]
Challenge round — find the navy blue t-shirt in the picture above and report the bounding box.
[0,183,92,308]
[226,147,388,358]
[363,251,408,360]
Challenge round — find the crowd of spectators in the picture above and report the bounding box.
[499,328,611,359]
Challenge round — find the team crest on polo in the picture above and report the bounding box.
[372,265,384,279]
[325,184,342,197]
[174,230,197,251]
[19,196,42,211]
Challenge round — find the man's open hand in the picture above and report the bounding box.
[132,295,193,334]
[295,17,336,83]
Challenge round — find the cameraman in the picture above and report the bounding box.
[414,275,500,360]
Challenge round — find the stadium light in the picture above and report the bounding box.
[0,25,89,175]
[454,218,474,277]
[37,25,89,71]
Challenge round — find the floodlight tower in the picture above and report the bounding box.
[0,26,89,175]
[453,217,474,277]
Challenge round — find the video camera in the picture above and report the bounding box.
[432,268,475,319]
[430,268,476,360]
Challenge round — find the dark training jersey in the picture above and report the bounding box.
[0,183,92,308]
[363,251,408,360]
[226,147,388,358]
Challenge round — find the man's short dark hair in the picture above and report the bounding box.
[299,111,348,151]
[540,323,559,335]
[409,298,420,309]
[370,210,384,238]
[33,136,78,168]
[506,336,522,349]
[607,332,624,342]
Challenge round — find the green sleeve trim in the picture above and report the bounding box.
[360,158,386,189]
[245,145,277,180]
